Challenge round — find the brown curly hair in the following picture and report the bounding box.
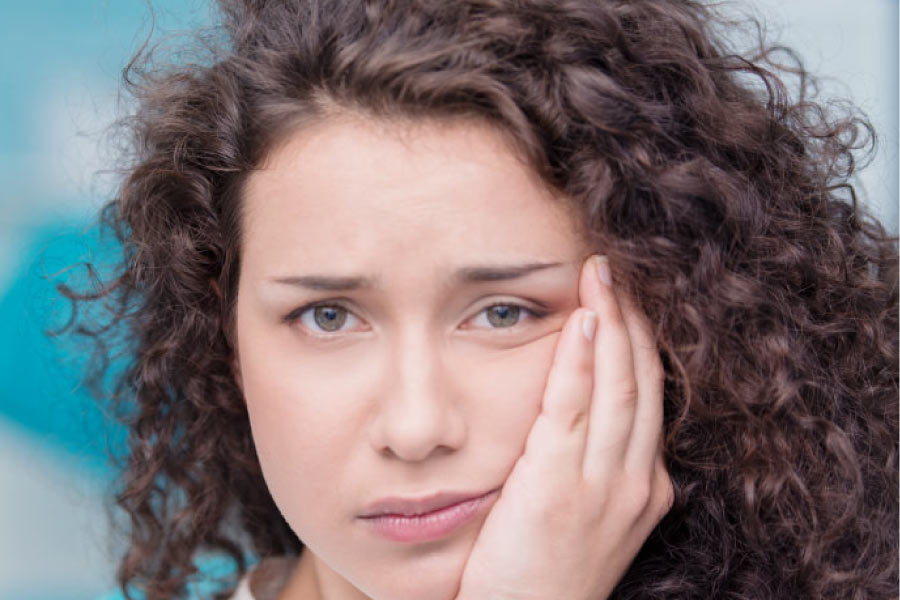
[57,0,898,598]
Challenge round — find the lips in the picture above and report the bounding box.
[358,487,501,543]
[359,488,498,518]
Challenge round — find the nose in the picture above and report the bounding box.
[368,329,467,462]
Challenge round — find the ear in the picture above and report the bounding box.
[210,278,244,394]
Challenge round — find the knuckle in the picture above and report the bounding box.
[543,383,590,432]
[616,379,639,405]
[577,354,594,379]
[618,478,653,514]
[613,474,674,525]
[655,474,676,521]
[558,405,587,433]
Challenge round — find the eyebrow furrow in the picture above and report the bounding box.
[270,262,565,291]
[272,275,370,291]
[454,262,564,282]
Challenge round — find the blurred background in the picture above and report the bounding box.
[0,1,896,599]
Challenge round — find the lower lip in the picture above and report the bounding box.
[360,489,499,543]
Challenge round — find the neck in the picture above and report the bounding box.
[277,549,321,600]
[278,548,374,600]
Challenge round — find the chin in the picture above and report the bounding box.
[345,537,472,600]
[360,573,461,600]
[366,580,458,600]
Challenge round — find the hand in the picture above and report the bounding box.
[453,254,674,600]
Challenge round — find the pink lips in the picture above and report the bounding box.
[359,488,500,543]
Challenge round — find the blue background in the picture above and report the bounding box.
[0,1,896,599]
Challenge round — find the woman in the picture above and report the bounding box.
[58,0,898,598]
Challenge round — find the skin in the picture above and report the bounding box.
[233,114,672,600]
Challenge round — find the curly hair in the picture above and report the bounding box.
[57,0,898,598]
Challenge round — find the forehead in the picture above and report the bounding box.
[239,117,589,276]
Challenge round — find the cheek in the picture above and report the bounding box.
[242,377,338,519]
[455,332,560,461]
[236,323,365,524]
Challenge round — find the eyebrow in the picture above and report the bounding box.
[269,261,566,291]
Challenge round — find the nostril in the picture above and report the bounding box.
[369,394,467,462]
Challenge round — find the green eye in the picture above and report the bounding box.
[312,305,348,332]
[285,300,547,336]
[484,304,521,328]
[285,302,362,334]
[469,303,547,331]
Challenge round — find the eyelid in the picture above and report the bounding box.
[461,302,547,333]
[282,298,369,339]
[283,297,549,337]
[282,298,356,326]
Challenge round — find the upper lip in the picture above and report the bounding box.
[359,488,498,518]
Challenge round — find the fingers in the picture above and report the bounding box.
[521,253,668,503]
[608,269,671,526]
[579,255,666,487]
[522,306,597,487]
[579,255,638,485]
[616,287,666,475]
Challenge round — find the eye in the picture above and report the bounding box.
[283,300,549,337]
[285,301,365,335]
[465,303,547,331]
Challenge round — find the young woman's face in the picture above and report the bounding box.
[234,116,593,600]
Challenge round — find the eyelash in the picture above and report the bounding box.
[282,299,549,337]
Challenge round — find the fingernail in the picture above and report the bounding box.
[595,255,612,286]
[581,310,597,341]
